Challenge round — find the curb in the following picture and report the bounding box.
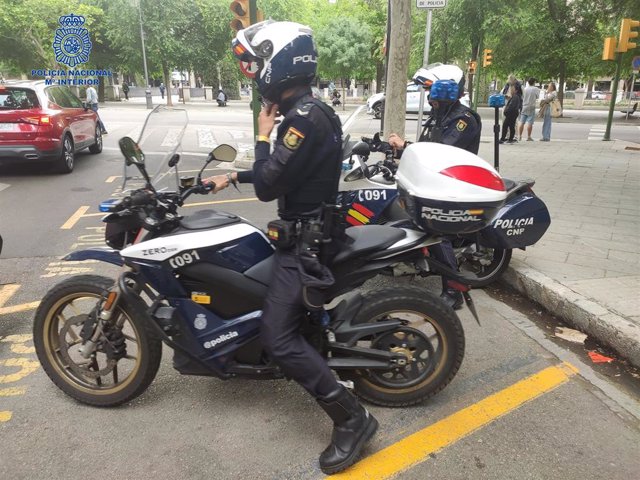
[501,259,640,368]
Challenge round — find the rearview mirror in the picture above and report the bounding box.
[351,141,371,157]
[210,144,237,163]
[118,137,145,166]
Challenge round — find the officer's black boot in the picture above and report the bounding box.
[440,278,463,310]
[440,288,464,310]
[316,386,378,475]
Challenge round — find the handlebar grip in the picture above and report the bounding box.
[130,190,153,206]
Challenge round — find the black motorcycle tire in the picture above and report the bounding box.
[33,275,162,407]
[458,246,512,288]
[343,286,465,407]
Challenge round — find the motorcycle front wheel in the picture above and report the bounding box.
[341,286,465,407]
[33,275,162,407]
[457,245,512,288]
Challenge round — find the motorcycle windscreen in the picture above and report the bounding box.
[123,106,187,192]
[480,192,551,249]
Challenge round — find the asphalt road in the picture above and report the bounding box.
[0,103,638,479]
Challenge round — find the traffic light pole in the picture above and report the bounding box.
[604,52,623,141]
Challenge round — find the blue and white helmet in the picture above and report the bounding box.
[412,63,465,99]
[232,20,317,101]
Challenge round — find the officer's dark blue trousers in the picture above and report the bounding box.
[430,239,459,289]
[260,249,339,399]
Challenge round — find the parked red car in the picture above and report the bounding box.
[0,80,102,173]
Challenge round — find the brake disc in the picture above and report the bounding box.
[58,315,117,379]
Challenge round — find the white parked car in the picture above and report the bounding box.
[366,83,470,119]
[590,91,607,100]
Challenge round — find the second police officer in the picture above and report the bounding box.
[207,20,378,474]
[388,64,482,310]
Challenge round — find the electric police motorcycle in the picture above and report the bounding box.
[33,107,466,408]
[338,112,551,287]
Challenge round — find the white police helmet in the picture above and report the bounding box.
[232,20,317,101]
[412,63,465,98]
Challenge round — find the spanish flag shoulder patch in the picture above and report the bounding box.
[283,126,305,150]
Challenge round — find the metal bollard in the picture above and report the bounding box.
[488,94,505,171]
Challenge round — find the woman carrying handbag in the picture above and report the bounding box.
[539,82,558,141]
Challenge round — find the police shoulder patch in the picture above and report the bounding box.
[456,119,468,132]
[283,126,305,150]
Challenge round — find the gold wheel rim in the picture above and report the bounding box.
[42,292,143,396]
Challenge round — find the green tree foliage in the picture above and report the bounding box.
[315,18,373,86]
[0,0,102,71]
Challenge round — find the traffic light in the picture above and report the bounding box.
[603,37,616,60]
[482,49,493,68]
[230,0,250,32]
[468,60,477,74]
[617,18,639,52]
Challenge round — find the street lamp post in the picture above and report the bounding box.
[137,0,153,109]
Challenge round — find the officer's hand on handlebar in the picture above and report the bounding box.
[203,174,233,194]
[387,133,405,150]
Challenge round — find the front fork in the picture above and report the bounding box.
[77,272,127,359]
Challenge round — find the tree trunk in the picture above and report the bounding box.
[162,62,172,107]
[558,59,566,115]
[382,0,411,138]
[375,62,384,94]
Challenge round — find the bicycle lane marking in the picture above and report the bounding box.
[0,335,39,423]
[0,284,39,316]
[327,362,578,480]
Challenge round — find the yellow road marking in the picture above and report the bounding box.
[0,411,12,422]
[105,175,119,183]
[61,206,90,229]
[330,363,577,480]
[0,358,40,384]
[0,302,40,316]
[0,284,20,308]
[184,197,259,208]
[1,335,35,354]
[0,386,26,397]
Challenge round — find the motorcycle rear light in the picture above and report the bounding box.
[439,166,505,191]
[21,115,52,126]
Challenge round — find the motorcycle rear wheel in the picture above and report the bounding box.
[457,245,512,288]
[33,275,162,407]
[341,287,465,407]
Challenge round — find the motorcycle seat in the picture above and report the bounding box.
[180,209,240,230]
[332,225,406,264]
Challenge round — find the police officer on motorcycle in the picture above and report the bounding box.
[388,64,482,310]
[207,20,377,474]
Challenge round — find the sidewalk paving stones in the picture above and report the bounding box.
[480,138,640,366]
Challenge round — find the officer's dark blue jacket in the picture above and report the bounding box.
[422,102,482,154]
[237,89,342,219]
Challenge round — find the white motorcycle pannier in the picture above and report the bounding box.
[395,143,507,235]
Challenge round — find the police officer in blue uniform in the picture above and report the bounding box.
[388,67,482,309]
[208,20,377,475]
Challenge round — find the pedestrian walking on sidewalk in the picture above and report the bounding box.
[159,83,166,99]
[538,82,557,141]
[500,84,522,144]
[85,85,107,135]
[517,78,540,141]
[122,82,129,101]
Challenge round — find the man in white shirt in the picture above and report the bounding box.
[517,77,540,141]
[86,85,107,135]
